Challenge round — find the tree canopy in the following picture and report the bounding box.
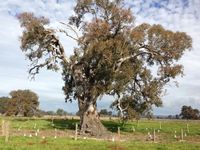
[56,108,68,116]
[180,105,200,120]
[0,97,10,114]
[18,0,192,136]
[6,90,39,117]
[99,109,112,116]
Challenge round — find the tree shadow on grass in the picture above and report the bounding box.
[49,118,79,130]
[6,116,123,133]
[46,118,121,133]
[102,120,118,132]
[53,119,126,133]
[102,120,136,133]
[7,117,79,130]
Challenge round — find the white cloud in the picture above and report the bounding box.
[0,0,75,111]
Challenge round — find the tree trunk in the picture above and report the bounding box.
[78,100,108,137]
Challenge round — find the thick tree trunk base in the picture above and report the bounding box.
[80,111,109,137]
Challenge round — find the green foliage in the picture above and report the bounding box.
[56,108,68,116]
[0,97,10,114]
[180,105,200,120]
[45,111,56,116]
[18,0,192,129]
[99,109,112,116]
[6,89,39,117]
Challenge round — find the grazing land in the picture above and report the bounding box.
[0,117,200,150]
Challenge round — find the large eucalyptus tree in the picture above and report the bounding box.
[18,0,192,136]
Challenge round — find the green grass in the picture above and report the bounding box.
[103,119,200,135]
[2,117,199,135]
[0,136,199,150]
[1,117,199,135]
[0,117,200,149]
[7,117,79,130]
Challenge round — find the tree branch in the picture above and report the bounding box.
[114,51,150,72]
[60,22,80,39]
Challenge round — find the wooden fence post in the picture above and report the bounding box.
[54,128,57,139]
[137,120,139,128]
[2,120,5,136]
[159,122,162,129]
[181,129,184,141]
[132,126,135,132]
[118,127,120,140]
[5,121,9,142]
[153,129,156,142]
[51,117,54,127]
[186,124,189,133]
[75,123,78,141]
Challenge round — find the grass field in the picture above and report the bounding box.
[0,117,200,150]
[0,136,200,150]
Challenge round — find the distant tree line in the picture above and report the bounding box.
[39,108,72,116]
[179,105,200,120]
[165,105,200,120]
[76,109,113,117]
[0,89,70,117]
[99,109,112,116]
[0,89,39,117]
[1,90,199,120]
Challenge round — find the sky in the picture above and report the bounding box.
[0,0,200,115]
